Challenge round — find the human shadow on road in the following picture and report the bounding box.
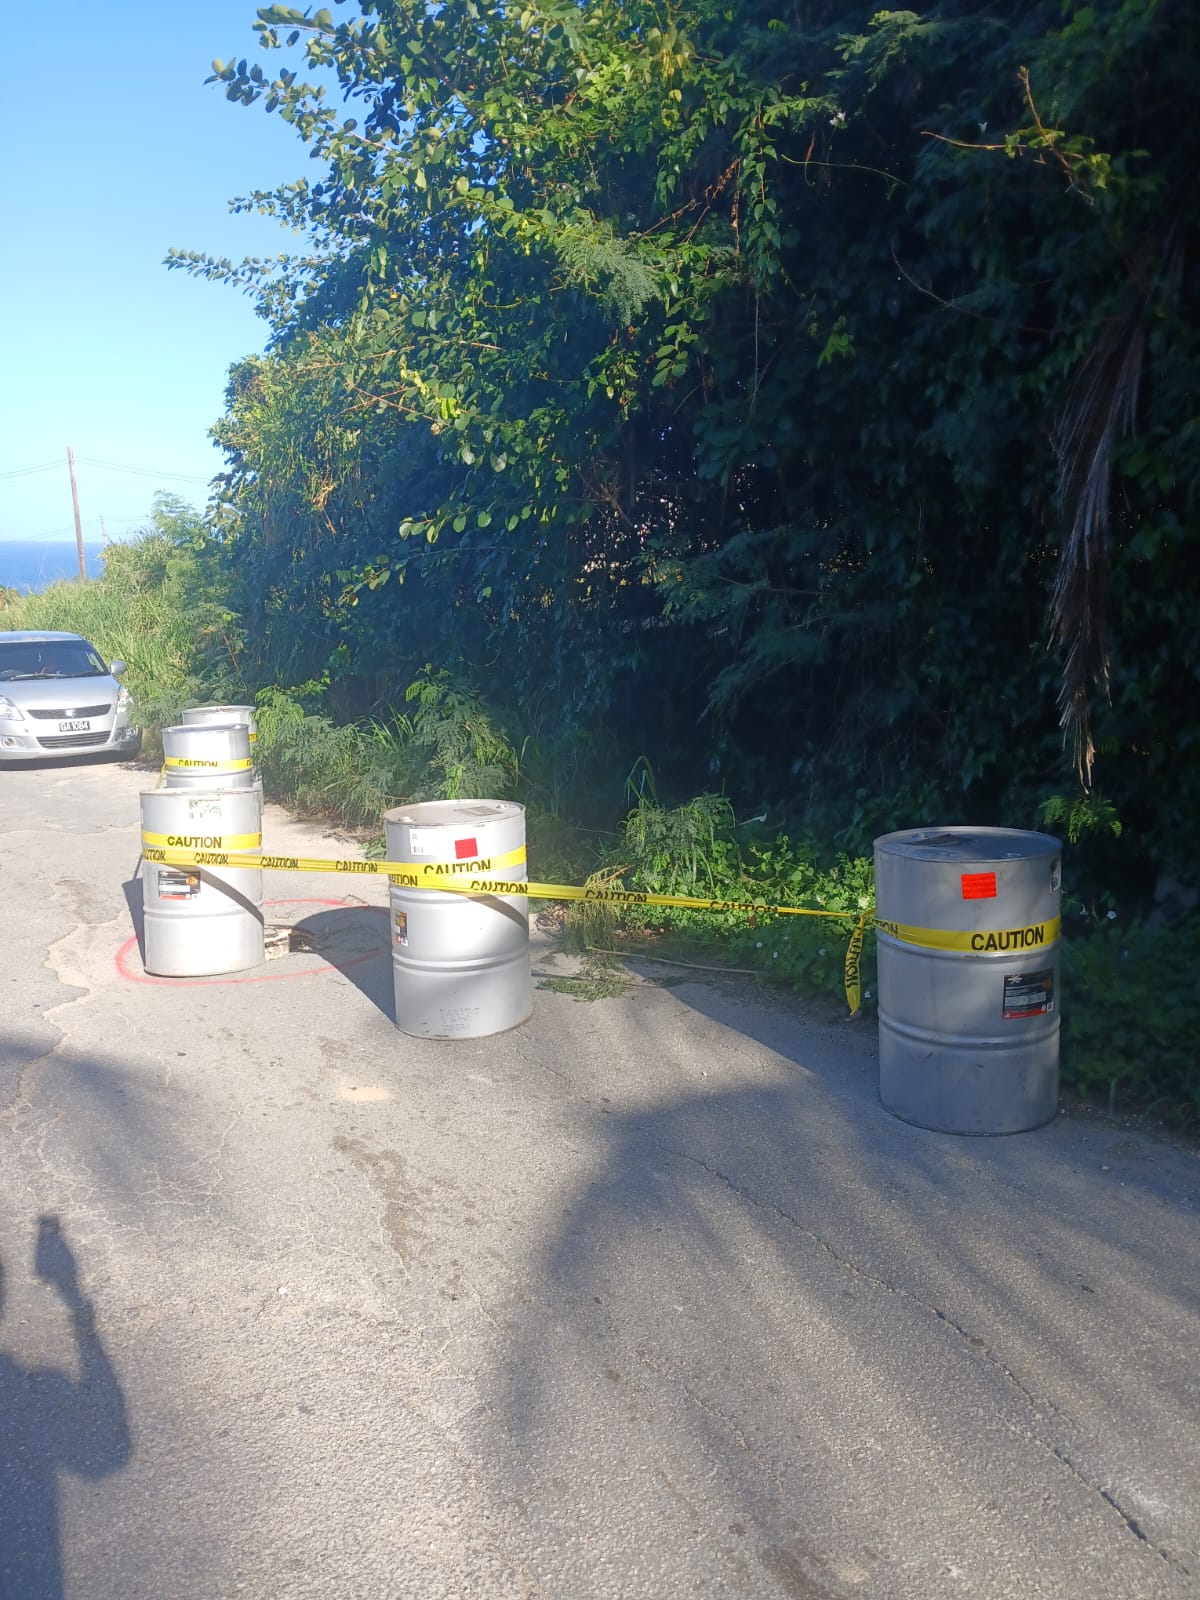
[0,1215,131,1600]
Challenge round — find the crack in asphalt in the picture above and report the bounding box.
[646,1134,1193,1579]
[628,1338,794,1503]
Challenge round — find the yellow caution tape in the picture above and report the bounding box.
[843,909,870,1016]
[390,843,528,878]
[163,756,254,771]
[875,915,1060,954]
[142,831,262,852]
[139,843,864,1008]
[131,840,1062,1015]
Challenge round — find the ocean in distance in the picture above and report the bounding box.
[0,541,106,594]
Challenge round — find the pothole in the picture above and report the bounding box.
[263,924,321,960]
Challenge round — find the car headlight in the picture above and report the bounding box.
[116,685,130,712]
[0,696,26,722]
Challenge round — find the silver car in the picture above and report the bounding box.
[0,630,142,761]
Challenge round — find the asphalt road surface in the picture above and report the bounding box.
[1,756,1197,1600]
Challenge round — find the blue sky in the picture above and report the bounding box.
[0,1,322,542]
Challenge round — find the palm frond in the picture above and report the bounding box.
[1049,226,1185,784]
[1050,291,1145,783]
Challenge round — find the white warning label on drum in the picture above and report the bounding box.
[158,868,200,901]
[1002,969,1055,1020]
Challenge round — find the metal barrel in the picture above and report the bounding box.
[181,704,258,747]
[140,786,264,976]
[161,723,255,791]
[180,705,261,792]
[384,799,532,1039]
[874,826,1062,1135]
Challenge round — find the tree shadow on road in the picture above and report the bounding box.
[482,978,1200,1595]
[0,1216,130,1600]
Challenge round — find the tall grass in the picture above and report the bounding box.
[3,530,526,829]
[254,672,523,830]
[1,533,241,756]
[254,690,404,828]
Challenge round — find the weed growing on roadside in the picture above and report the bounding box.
[564,789,875,1005]
[402,667,521,800]
[537,954,635,1001]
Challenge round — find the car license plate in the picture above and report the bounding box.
[59,719,91,733]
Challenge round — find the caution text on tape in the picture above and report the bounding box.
[163,756,254,771]
[875,916,1060,954]
[142,831,262,852]
[139,845,854,918]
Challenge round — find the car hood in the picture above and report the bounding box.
[3,673,117,712]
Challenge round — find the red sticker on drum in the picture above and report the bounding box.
[961,872,997,899]
[455,836,479,859]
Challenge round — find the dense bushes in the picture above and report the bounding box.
[4,510,523,826]
[168,0,1199,908]
[253,671,521,828]
[568,786,876,1008]
[1061,916,1200,1126]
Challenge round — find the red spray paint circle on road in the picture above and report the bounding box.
[115,898,390,987]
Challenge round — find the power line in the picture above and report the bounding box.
[0,459,62,480]
[75,455,212,485]
[0,455,213,486]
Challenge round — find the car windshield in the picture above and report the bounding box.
[0,641,108,680]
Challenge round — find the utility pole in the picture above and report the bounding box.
[66,446,86,580]
[99,513,107,545]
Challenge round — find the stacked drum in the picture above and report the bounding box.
[181,704,261,792]
[136,707,535,1031]
[140,712,264,976]
[181,703,259,749]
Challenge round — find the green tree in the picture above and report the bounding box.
[173,0,1199,885]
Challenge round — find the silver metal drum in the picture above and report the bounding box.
[141,787,264,976]
[162,723,254,791]
[181,704,262,793]
[384,799,532,1038]
[874,827,1062,1134]
[181,703,258,748]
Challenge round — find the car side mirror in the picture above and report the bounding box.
[109,660,126,676]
